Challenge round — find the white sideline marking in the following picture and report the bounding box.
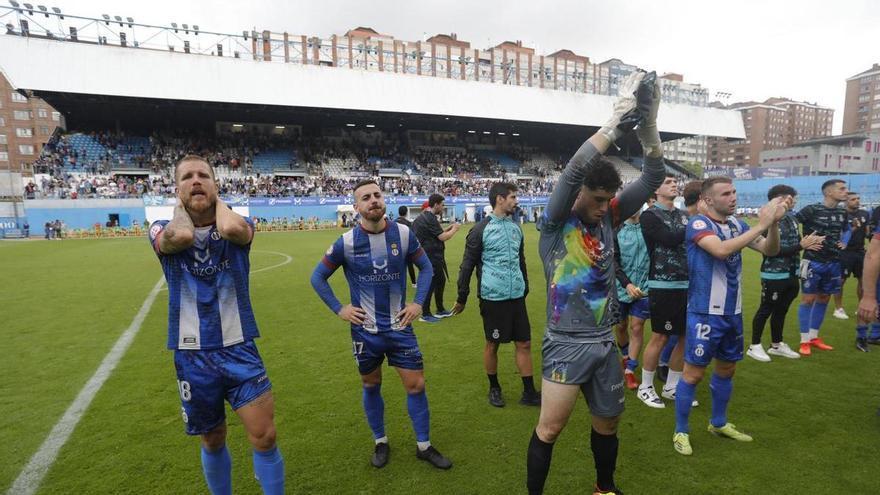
[7,277,165,495]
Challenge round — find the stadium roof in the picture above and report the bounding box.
[790,133,871,147]
[0,34,744,140]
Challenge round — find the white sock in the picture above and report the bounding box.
[640,369,655,389]
[808,329,819,340]
[665,370,682,391]
[417,441,431,451]
[800,333,810,343]
[375,436,388,445]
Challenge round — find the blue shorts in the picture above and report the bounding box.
[173,341,271,435]
[352,328,423,375]
[619,297,650,321]
[684,312,744,367]
[800,260,842,295]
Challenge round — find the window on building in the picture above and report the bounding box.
[10,92,27,102]
[0,117,4,126]
[51,111,61,122]
[13,110,31,120]
[15,128,33,138]
[0,151,7,161]
[0,134,6,144]
[18,144,34,155]
[39,126,50,135]
[37,108,48,119]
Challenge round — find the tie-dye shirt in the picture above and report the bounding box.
[539,140,666,342]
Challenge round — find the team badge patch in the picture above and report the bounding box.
[692,220,707,230]
[211,231,221,241]
[150,224,162,238]
[491,329,500,339]
[391,243,399,256]
[551,361,568,383]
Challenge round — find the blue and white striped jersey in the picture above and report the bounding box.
[686,214,750,315]
[149,218,259,350]
[317,221,430,333]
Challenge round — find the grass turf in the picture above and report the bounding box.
[0,226,877,494]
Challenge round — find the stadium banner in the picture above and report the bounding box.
[704,166,812,179]
[143,195,551,208]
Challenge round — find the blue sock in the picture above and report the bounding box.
[857,325,868,339]
[870,323,880,339]
[201,445,232,495]
[709,374,733,428]
[252,446,285,495]
[660,335,678,365]
[406,390,431,443]
[798,303,813,335]
[674,380,697,434]
[626,358,639,372]
[362,384,385,439]
[810,302,828,334]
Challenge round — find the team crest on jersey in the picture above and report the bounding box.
[391,243,399,256]
[665,321,672,331]
[692,220,707,230]
[150,224,162,238]
[211,231,221,241]
[492,329,500,339]
[695,344,705,357]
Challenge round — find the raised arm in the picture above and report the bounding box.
[157,203,195,254]
[612,75,666,224]
[697,198,787,259]
[748,221,780,256]
[545,71,656,227]
[215,198,253,245]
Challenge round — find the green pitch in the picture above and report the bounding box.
[1,227,877,494]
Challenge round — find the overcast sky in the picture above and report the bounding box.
[49,0,878,134]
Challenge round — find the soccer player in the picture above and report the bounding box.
[834,192,870,321]
[748,185,824,361]
[395,205,418,287]
[310,179,452,470]
[148,155,285,495]
[637,175,694,409]
[613,205,650,391]
[654,180,703,381]
[412,193,461,322]
[834,192,875,350]
[672,176,787,456]
[452,182,540,408]
[794,179,849,355]
[857,220,880,341]
[526,70,663,495]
